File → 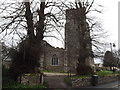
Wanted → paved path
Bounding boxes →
[43,72,75,76]
[43,72,74,88]
[87,81,120,88]
[43,72,120,89]
[44,76,69,88]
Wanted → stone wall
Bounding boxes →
[72,77,91,87]
[42,41,65,72]
[18,73,43,86]
[71,75,119,88]
[45,45,64,72]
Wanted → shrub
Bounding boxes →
[76,64,94,75]
[2,65,17,87]
[64,77,72,86]
[3,83,46,88]
[9,39,41,80]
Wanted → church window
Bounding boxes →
[52,54,58,65]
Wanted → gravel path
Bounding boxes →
[43,72,73,88]
[44,76,69,88]
[43,72,75,76]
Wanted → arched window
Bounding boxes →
[52,54,58,65]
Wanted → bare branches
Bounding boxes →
[0,2,26,43]
[0,0,106,53]
[24,1,35,40]
[0,0,67,47]
[85,0,94,14]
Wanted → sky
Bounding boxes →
[0,0,119,51]
[44,0,119,51]
[93,0,119,63]
[94,0,119,51]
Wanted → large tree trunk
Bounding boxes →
[36,2,45,41]
[22,1,45,72]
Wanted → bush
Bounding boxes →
[2,77,17,88]
[9,39,41,80]
[2,65,17,87]
[64,77,72,86]
[3,84,46,88]
[76,64,94,75]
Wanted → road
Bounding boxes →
[43,72,71,88]
[43,72,120,89]
[87,81,120,88]
[44,76,69,88]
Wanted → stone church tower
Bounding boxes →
[65,8,94,72]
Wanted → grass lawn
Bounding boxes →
[69,74,92,79]
[64,70,119,84]
[41,70,67,73]
[3,83,46,88]
[96,70,118,76]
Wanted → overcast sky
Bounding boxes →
[94,0,119,63]
[94,0,119,50]
[0,0,119,51]
[47,0,119,51]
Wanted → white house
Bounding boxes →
[94,57,103,67]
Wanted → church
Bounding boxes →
[39,8,95,73]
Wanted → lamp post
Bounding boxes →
[110,43,116,70]
[110,43,116,52]
[110,43,112,52]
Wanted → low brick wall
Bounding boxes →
[18,73,43,86]
[71,74,119,88]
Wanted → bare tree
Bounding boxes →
[0,0,66,77]
[0,0,107,76]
